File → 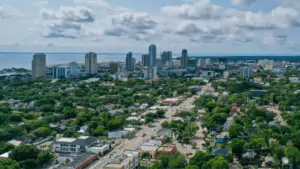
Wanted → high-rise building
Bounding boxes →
[143,66,157,80]
[132,58,136,70]
[161,51,172,65]
[181,49,188,68]
[85,52,97,74]
[149,44,156,67]
[110,62,120,74]
[240,67,252,78]
[142,54,150,67]
[32,53,46,79]
[126,52,133,72]
[69,61,78,75]
[53,66,68,79]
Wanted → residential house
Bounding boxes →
[108,130,129,139]
[211,147,229,157]
[216,132,230,143]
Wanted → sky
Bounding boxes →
[0,0,300,54]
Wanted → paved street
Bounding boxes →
[88,95,197,169]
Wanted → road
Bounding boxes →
[88,96,197,169]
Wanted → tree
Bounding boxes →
[20,159,37,169]
[33,127,51,138]
[203,156,229,169]
[0,143,15,154]
[141,152,152,161]
[157,152,170,168]
[10,113,23,122]
[9,145,39,162]
[37,150,53,165]
[156,109,165,118]
[228,124,243,138]
[191,142,197,149]
[93,126,106,136]
[185,165,199,169]
[122,98,134,107]
[0,158,20,169]
[189,151,210,168]
[168,152,187,169]
[230,138,246,157]
[285,147,300,169]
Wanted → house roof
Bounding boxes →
[211,148,229,157]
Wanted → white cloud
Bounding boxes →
[40,6,95,22]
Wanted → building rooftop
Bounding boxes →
[55,136,98,146]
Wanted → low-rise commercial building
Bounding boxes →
[53,136,98,153]
[103,150,139,169]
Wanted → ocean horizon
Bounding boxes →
[0,52,300,69]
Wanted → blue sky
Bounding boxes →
[0,0,300,54]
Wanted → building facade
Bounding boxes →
[53,136,98,153]
[181,49,188,68]
[126,52,133,72]
[103,150,139,169]
[149,44,156,67]
[143,67,157,80]
[69,61,78,75]
[142,54,150,67]
[53,66,68,78]
[32,53,46,78]
[110,62,120,74]
[240,67,252,78]
[85,52,98,74]
[161,51,172,65]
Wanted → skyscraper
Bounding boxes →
[149,44,156,67]
[85,52,97,74]
[142,54,150,67]
[110,62,120,74]
[126,52,133,72]
[69,61,78,75]
[132,58,136,70]
[53,66,68,79]
[32,53,46,79]
[181,49,188,68]
[161,51,172,65]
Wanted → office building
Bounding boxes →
[172,60,181,68]
[69,61,78,75]
[240,67,252,78]
[144,67,157,80]
[181,49,188,68]
[126,52,133,72]
[32,53,46,78]
[110,62,120,74]
[85,52,97,74]
[142,54,150,67]
[161,51,172,65]
[53,66,68,78]
[149,44,156,66]
[132,58,136,70]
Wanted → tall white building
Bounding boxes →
[69,61,78,75]
[53,66,68,78]
[85,52,98,74]
[32,53,46,79]
[149,44,156,67]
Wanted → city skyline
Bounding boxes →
[0,0,300,54]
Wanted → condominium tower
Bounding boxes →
[32,53,46,79]
[85,52,97,74]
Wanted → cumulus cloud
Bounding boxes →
[232,0,256,6]
[40,20,82,39]
[40,6,95,22]
[263,33,290,45]
[104,12,158,40]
